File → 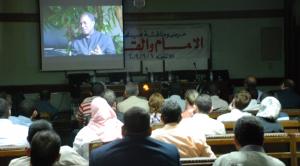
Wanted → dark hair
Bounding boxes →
[208,82,220,96]
[234,90,251,110]
[123,107,150,136]
[234,116,264,146]
[282,79,295,89]
[246,87,258,100]
[161,101,182,124]
[168,82,182,97]
[125,82,139,96]
[102,89,116,107]
[19,99,36,118]
[27,120,53,143]
[195,94,212,114]
[40,90,51,101]
[92,82,106,96]
[0,92,12,107]
[30,130,61,166]
[0,98,10,118]
[244,76,257,88]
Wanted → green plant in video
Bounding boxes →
[43,5,123,54]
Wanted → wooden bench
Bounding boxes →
[180,157,215,166]
[89,141,216,166]
[223,120,300,133]
[209,108,300,119]
[206,133,299,166]
[0,147,26,166]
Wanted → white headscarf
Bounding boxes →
[256,97,281,120]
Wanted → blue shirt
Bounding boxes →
[71,31,116,56]
[9,115,32,127]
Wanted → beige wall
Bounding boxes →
[0,0,285,85]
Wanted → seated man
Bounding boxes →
[204,82,229,111]
[9,120,88,166]
[152,100,215,158]
[274,78,300,108]
[0,98,28,147]
[117,82,149,113]
[77,82,106,126]
[213,116,285,166]
[90,107,181,166]
[71,12,116,56]
[9,99,38,127]
[35,90,59,119]
[30,130,61,166]
[102,89,124,122]
[181,94,226,136]
[217,90,252,122]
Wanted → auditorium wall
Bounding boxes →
[0,0,285,86]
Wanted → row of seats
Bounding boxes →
[1,133,299,166]
[86,133,300,166]
[206,133,300,166]
[223,120,300,133]
[209,108,300,119]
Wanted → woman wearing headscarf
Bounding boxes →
[73,97,123,159]
[256,96,284,133]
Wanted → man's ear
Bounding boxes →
[55,153,61,163]
[147,127,152,136]
[31,110,38,119]
[25,147,31,157]
[234,136,241,150]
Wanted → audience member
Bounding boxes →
[217,90,252,122]
[117,82,149,113]
[213,116,285,166]
[148,92,164,125]
[181,89,199,119]
[256,97,284,133]
[165,82,185,111]
[9,119,88,166]
[244,75,263,102]
[73,97,123,159]
[35,90,59,118]
[9,99,38,127]
[152,100,215,158]
[260,92,289,120]
[77,82,106,126]
[102,89,124,122]
[181,94,226,135]
[206,82,229,111]
[90,107,181,166]
[274,78,300,108]
[0,98,28,147]
[243,87,260,111]
[0,91,13,109]
[30,130,61,166]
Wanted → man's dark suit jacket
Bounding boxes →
[275,89,300,108]
[90,136,181,166]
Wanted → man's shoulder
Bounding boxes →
[9,156,30,166]
[214,151,285,166]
